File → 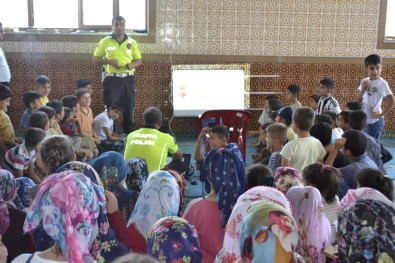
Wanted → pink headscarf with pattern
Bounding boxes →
[23,171,106,263]
[0,169,16,236]
[215,186,293,263]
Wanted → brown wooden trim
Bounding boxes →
[6,52,395,64]
[378,0,395,49]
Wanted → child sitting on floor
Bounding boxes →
[19,91,41,132]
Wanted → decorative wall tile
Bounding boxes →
[266,0,280,11]
[320,43,334,57]
[278,42,292,56]
[192,41,207,54]
[351,0,365,13]
[279,0,294,12]
[62,43,76,53]
[207,12,222,25]
[235,41,250,55]
[221,41,236,54]
[293,14,308,27]
[193,11,207,25]
[222,26,237,40]
[208,1,221,10]
[250,27,264,40]
[305,43,320,56]
[222,12,237,25]
[265,28,278,41]
[362,30,377,43]
[178,11,193,25]
[349,15,364,29]
[335,29,349,42]
[207,41,221,54]
[308,14,322,28]
[264,42,277,55]
[365,0,379,14]
[31,42,46,52]
[193,0,207,10]
[321,29,334,42]
[292,43,306,56]
[308,0,323,12]
[236,12,251,26]
[47,42,62,52]
[279,28,293,41]
[307,28,321,42]
[208,26,221,39]
[250,12,265,26]
[294,0,307,12]
[333,43,348,57]
[223,0,237,10]
[348,29,362,43]
[251,0,265,11]
[250,42,263,55]
[265,13,279,27]
[293,28,306,42]
[337,0,351,14]
[237,0,251,11]
[16,42,31,52]
[193,26,207,39]
[335,15,350,28]
[364,15,378,28]
[178,0,191,9]
[75,42,91,53]
[236,27,251,40]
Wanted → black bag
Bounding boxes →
[380,143,393,164]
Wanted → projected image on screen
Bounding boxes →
[172,69,245,117]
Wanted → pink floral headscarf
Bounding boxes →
[215,186,293,263]
[338,187,394,213]
[23,171,106,263]
[286,186,331,263]
[0,169,16,235]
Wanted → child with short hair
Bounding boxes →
[303,163,340,244]
[345,101,361,111]
[322,110,343,141]
[46,100,64,136]
[281,106,326,172]
[348,110,386,174]
[325,130,378,199]
[251,123,271,164]
[275,106,296,141]
[317,77,341,115]
[1,128,46,183]
[287,84,302,110]
[19,91,41,131]
[309,94,320,112]
[265,123,288,173]
[337,110,351,132]
[194,124,231,162]
[34,75,51,106]
[29,111,49,131]
[357,54,395,140]
[76,79,93,94]
[37,106,57,137]
[75,88,100,157]
[245,163,275,189]
[0,84,19,155]
[93,105,124,153]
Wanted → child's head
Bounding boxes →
[356,168,394,201]
[61,107,74,124]
[321,110,337,128]
[24,128,46,151]
[292,106,315,132]
[310,122,332,147]
[275,106,293,127]
[108,105,124,120]
[46,100,64,122]
[246,164,275,189]
[318,77,334,97]
[37,106,57,128]
[313,114,332,126]
[61,95,80,113]
[302,163,339,204]
[34,75,51,98]
[265,123,288,149]
[29,111,49,130]
[286,84,300,101]
[76,79,93,94]
[345,101,362,111]
[40,135,75,174]
[364,54,382,80]
[0,84,12,112]
[337,110,351,131]
[23,91,41,110]
[342,130,367,158]
[208,125,230,149]
[348,110,367,131]
[309,94,320,111]
[76,88,91,108]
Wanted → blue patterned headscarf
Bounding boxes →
[147,216,202,263]
[127,170,180,239]
[201,143,247,228]
[14,177,36,210]
[92,151,138,210]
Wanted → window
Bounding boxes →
[0,0,155,43]
[378,0,395,49]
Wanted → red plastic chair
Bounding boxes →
[198,110,252,161]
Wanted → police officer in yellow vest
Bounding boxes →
[93,16,142,134]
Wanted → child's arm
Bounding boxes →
[325,137,346,167]
[194,127,209,162]
[103,127,122,140]
[281,156,291,167]
[356,79,369,103]
[0,137,7,154]
[27,162,42,184]
[371,94,395,119]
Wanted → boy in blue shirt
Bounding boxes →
[19,91,41,131]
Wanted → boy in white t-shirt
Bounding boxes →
[357,54,395,140]
[281,106,326,172]
[93,105,124,153]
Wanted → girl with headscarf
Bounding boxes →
[184,143,247,263]
[125,157,149,192]
[13,177,36,210]
[240,202,299,263]
[1,169,35,262]
[56,161,129,262]
[92,151,139,218]
[147,216,202,263]
[273,167,303,195]
[215,186,293,263]
[107,170,181,254]
[338,198,395,262]
[286,186,331,263]
[12,171,105,263]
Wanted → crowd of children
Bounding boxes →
[0,53,394,263]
